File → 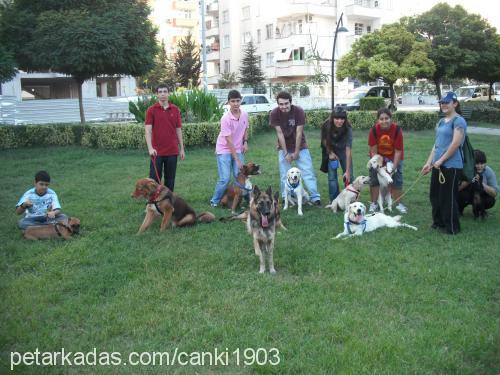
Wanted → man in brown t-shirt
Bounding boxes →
[269,91,321,205]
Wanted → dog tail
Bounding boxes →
[197,212,215,223]
[401,223,418,231]
[219,211,248,222]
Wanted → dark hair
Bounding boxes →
[35,170,50,183]
[474,149,487,164]
[227,89,242,100]
[156,84,169,93]
[321,112,351,151]
[454,100,462,115]
[377,107,392,119]
[276,91,292,104]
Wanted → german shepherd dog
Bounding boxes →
[131,178,215,233]
[247,185,278,273]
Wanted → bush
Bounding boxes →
[360,97,385,111]
[0,124,84,149]
[129,95,157,123]
[168,89,224,123]
[462,102,500,123]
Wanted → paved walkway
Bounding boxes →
[467,127,500,136]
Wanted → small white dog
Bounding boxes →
[283,167,309,216]
[325,175,370,213]
[334,201,417,239]
[367,154,394,213]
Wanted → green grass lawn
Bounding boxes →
[1,129,499,374]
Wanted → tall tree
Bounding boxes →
[174,33,201,88]
[239,41,265,92]
[140,40,177,91]
[404,3,497,99]
[218,72,239,89]
[0,45,17,83]
[0,0,157,123]
[337,23,435,109]
[468,34,500,101]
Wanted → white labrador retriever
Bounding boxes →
[325,175,370,213]
[283,167,309,216]
[334,201,417,239]
[367,154,394,213]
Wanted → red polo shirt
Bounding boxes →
[145,102,182,156]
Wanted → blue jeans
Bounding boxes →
[278,149,320,202]
[327,150,354,201]
[210,153,245,205]
[18,213,68,230]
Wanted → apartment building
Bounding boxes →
[204,0,397,96]
[149,0,201,58]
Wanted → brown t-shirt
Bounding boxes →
[269,105,307,150]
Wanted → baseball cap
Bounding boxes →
[439,91,457,104]
[332,109,347,119]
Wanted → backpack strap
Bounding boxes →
[450,115,466,162]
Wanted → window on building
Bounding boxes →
[355,23,364,35]
[366,25,371,33]
[223,34,230,48]
[266,52,274,66]
[292,47,305,61]
[242,32,252,44]
[297,20,303,34]
[266,24,273,39]
[184,10,192,19]
[242,6,250,19]
[224,60,230,73]
[257,29,261,43]
[222,10,229,23]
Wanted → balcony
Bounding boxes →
[207,75,220,85]
[173,0,197,11]
[206,26,219,38]
[207,50,220,61]
[206,2,219,14]
[276,3,335,20]
[274,60,314,78]
[344,2,384,20]
[174,18,197,28]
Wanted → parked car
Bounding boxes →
[223,94,276,113]
[456,85,495,102]
[334,86,391,111]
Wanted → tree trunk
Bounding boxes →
[489,81,494,101]
[76,77,86,124]
[389,83,396,111]
[434,79,442,100]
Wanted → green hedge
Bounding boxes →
[360,97,385,111]
[463,102,500,123]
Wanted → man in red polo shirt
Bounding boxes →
[144,84,185,191]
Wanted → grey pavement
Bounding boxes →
[467,127,500,136]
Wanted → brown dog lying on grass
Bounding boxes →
[23,217,81,240]
[131,178,215,233]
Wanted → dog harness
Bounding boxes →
[54,221,73,237]
[345,185,360,199]
[234,180,253,192]
[345,218,367,234]
[286,180,300,195]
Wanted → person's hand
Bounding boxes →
[148,148,157,157]
[433,159,443,169]
[329,152,337,160]
[236,158,243,170]
[344,171,351,185]
[421,163,432,175]
[47,210,56,219]
[179,148,185,161]
[471,174,480,184]
[22,199,33,208]
[292,151,299,161]
[284,153,293,163]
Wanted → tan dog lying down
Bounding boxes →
[24,217,81,240]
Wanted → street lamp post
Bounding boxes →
[331,12,348,111]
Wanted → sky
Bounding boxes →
[395,0,500,30]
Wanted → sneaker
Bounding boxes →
[210,202,218,208]
[313,200,322,207]
[395,203,408,214]
[368,202,379,213]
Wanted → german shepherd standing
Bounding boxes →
[247,185,278,274]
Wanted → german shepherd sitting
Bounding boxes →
[131,178,215,233]
[247,185,278,274]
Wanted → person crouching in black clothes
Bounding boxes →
[458,149,498,218]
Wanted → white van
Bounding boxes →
[456,85,494,102]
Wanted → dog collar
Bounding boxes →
[346,218,367,234]
[148,185,164,203]
[234,180,252,192]
[345,185,360,199]
[286,180,300,191]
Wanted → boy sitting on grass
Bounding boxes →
[16,170,67,231]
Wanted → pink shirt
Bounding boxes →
[215,110,249,154]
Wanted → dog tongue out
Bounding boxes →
[261,215,269,227]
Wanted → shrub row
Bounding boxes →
[359,97,385,111]
[462,102,500,123]
[0,111,442,149]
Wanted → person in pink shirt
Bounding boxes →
[210,90,249,207]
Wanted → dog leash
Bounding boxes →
[377,170,425,211]
[438,168,446,184]
[151,154,162,184]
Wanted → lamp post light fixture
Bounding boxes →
[331,12,348,111]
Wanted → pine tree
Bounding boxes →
[140,40,177,91]
[174,33,201,88]
[239,41,265,92]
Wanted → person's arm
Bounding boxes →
[293,125,304,160]
[176,128,185,160]
[46,207,60,219]
[393,150,401,171]
[275,126,291,163]
[433,127,464,169]
[16,199,32,215]
[483,169,498,198]
[242,128,249,153]
[421,146,435,175]
[145,125,156,156]
[369,145,378,158]
[225,135,242,169]
[345,146,352,182]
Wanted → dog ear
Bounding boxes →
[266,186,273,197]
[252,185,260,198]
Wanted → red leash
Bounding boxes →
[149,155,163,202]
[151,154,162,184]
